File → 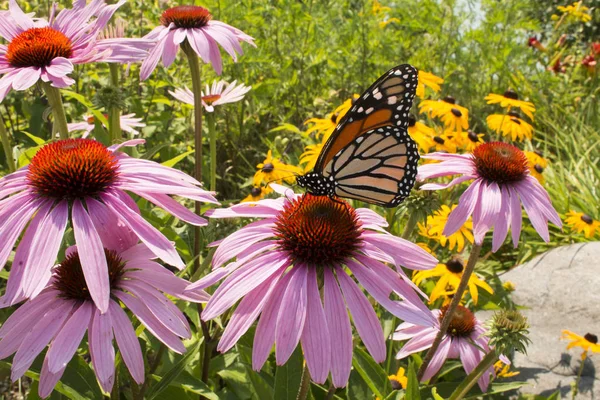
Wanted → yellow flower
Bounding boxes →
[485,89,536,121]
[379,18,399,28]
[419,96,469,133]
[494,361,520,378]
[413,258,493,305]
[388,367,408,390]
[417,71,444,99]
[502,281,516,292]
[418,205,474,252]
[524,151,548,184]
[299,139,325,173]
[431,132,459,153]
[372,0,391,14]
[241,185,273,203]
[486,112,533,141]
[562,330,600,360]
[253,150,302,186]
[565,211,600,238]
[408,116,435,152]
[455,130,485,152]
[556,1,592,23]
[305,95,358,140]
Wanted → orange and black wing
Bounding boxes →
[314,64,418,172]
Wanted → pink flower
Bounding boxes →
[394,305,500,391]
[140,5,255,79]
[67,113,146,137]
[169,79,251,112]
[0,138,217,313]
[0,225,208,397]
[186,185,438,387]
[0,0,151,101]
[417,142,561,251]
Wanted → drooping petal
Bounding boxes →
[39,357,66,399]
[444,179,482,237]
[85,198,138,253]
[395,327,438,359]
[275,266,308,365]
[472,181,501,243]
[109,300,144,384]
[421,336,452,382]
[89,307,115,393]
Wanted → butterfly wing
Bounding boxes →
[321,125,419,207]
[314,64,419,172]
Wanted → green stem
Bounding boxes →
[42,83,69,140]
[136,344,166,400]
[418,242,483,380]
[198,303,213,395]
[401,212,419,239]
[207,112,217,192]
[572,352,587,399]
[182,40,203,275]
[0,113,15,172]
[448,350,498,400]
[111,364,120,399]
[108,64,121,144]
[296,364,311,400]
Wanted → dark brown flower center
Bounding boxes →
[440,305,476,337]
[584,333,598,344]
[433,136,445,144]
[507,110,521,118]
[262,163,275,173]
[202,94,221,105]
[274,194,362,266]
[445,259,464,274]
[27,139,119,200]
[251,186,262,197]
[473,142,528,184]
[390,378,403,390]
[451,108,462,117]
[442,96,456,104]
[503,88,519,100]
[330,112,340,124]
[408,114,416,127]
[7,27,73,68]
[54,249,126,301]
[534,164,544,174]
[581,214,594,225]
[161,6,212,29]
[467,130,481,143]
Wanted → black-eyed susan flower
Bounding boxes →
[562,331,600,360]
[524,150,548,184]
[416,71,444,99]
[242,185,273,203]
[253,150,301,186]
[555,1,592,23]
[455,130,485,152]
[565,211,600,238]
[419,205,474,252]
[419,96,469,133]
[486,111,533,141]
[413,258,493,305]
[305,95,358,140]
[431,132,459,153]
[494,361,520,378]
[407,115,435,152]
[388,367,408,390]
[299,139,325,173]
[503,281,516,292]
[485,89,536,120]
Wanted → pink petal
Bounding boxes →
[161,30,179,67]
[134,192,207,226]
[421,336,452,382]
[188,28,211,65]
[275,266,308,365]
[212,219,275,268]
[492,186,511,252]
[509,187,522,247]
[444,179,482,237]
[361,231,438,271]
[395,327,438,359]
[472,182,501,243]
[39,357,66,398]
[85,198,138,253]
[140,33,168,80]
[301,267,331,384]
[72,199,110,313]
[12,67,41,90]
[336,269,386,362]
[45,57,73,77]
[9,0,34,30]
[109,300,144,384]
[89,307,115,393]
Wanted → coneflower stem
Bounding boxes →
[572,352,587,399]
[108,64,121,144]
[182,40,204,275]
[42,83,69,140]
[296,364,311,400]
[0,113,15,172]
[401,212,419,239]
[418,242,483,380]
[448,350,498,400]
[207,112,217,192]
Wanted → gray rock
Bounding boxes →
[495,242,600,399]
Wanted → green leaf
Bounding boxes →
[146,341,207,400]
[217,362,254,400]
[161,149,194,167]
[406,360,421,400]
[156,371,219,400]
[432,387,445,400]
[21,131,46,145]
[352,346,392,399]
[274,346,303,400]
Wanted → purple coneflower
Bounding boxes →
[0,222,208,397]
[417,142,561,251]
[141,5,255,79]
[0,0,150,101]
[169,79,251,112]
[394,305,500,391]
[0,138,217,312]
[186,185,438,387]
[67,113,145,137]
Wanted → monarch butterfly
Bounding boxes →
[297,64,420,207]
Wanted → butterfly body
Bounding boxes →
[298,64,420,207]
